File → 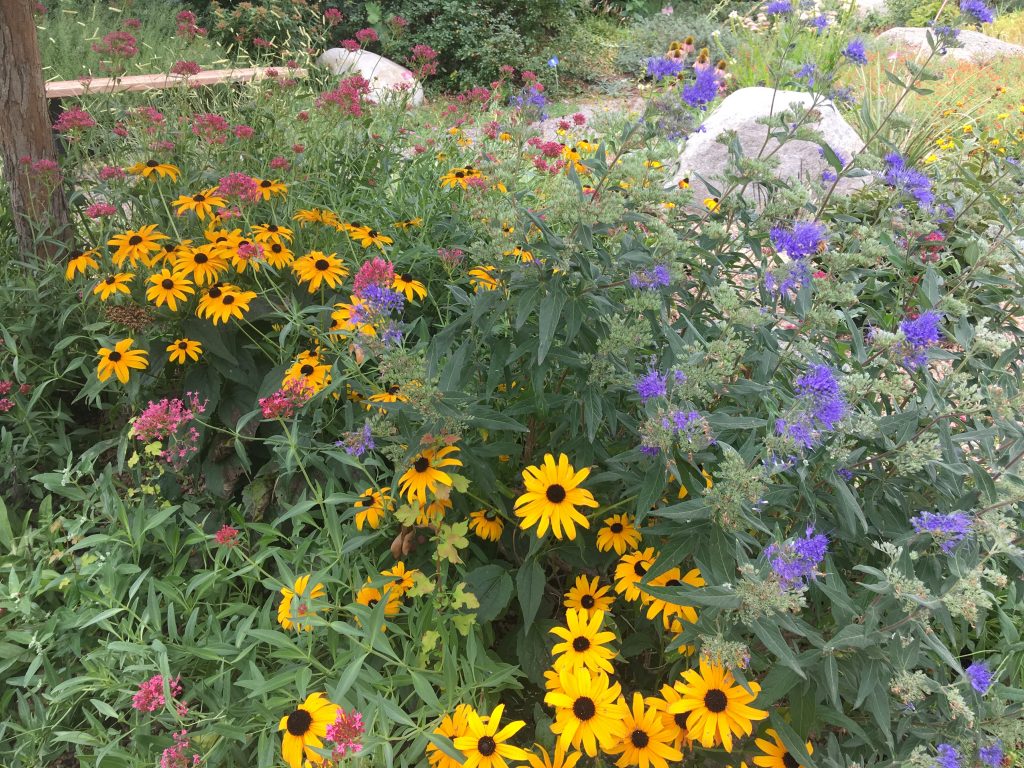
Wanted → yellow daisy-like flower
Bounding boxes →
[667,659,768,752]
[196,283,257,325]
[174,245,228,285]
[452,703,529,768]
[172,187,226,220]
[550,608,617,674]
[563,575,614,617]
[753,729,813,768]
[263,241,296,269]
[417,496,452,527]
[382,561,419,596]
[513,453,598,541]
[353,487,392,531]
[643,567,704,631]
[614,547,658,602]
[254,178,288,199]
[428,704,475,768]
[606,692,684,768]
[648,683,692,751]
[368,384,409,406]
[525,741,583,768]
[293,207,341,227]
[65,249,100,280]
[156,240,194,266]
[703,197,720,212]
[277,575,326,632]
[393,217,423,229]
[293,251,349,293]
[108,224,167,268]
[355,582,402,618]
[278,692,340,768]
[504,247,535,263]
[205,227,243,259]
[330,296,376,337]
[126,160,180,181]
[282,351,332,396]
[397,445,463,505]
[166,338,202,364]
[145,269,195,311]
[469,509,504,541]
[440,168,473,190]
[545,667,626,757]
[251,223,294,244]
[393,272,427,301]
[351,228,393,249]
[93,272,134,301]
[469,265,501,292]
[595,513,642,555]
[96,338,148,383]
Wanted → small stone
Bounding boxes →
[317,49,424,106]
[876,27,1024,63]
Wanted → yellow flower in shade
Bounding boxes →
[469,265,500,292]
[393,217,423,229]
[93,272,134,301]
[642,566,703,631]
[156,240,194,266]
[452,703,529,768]
[644,160,664,169]
[525,741,583,768]
[263,241,296,269]
[353,487,392,530]
[440,168,473,189]
[351,228,393,249]
[703,197,720,212]
[282,351,332,395]
[595,513,642,555]
[331,296,376,337]
[97,338,148,383]
[126,160,180,181]
[469,509,504,541]
[196,283,257,325]
[172,187,226,220]
[393,273,427,301]
[417,496,452,527]
[174,245,228,285]
[277,575,326,632]
[278,692,340,768]
[293,207,341,227]
[614,547,658,602]
[397,444,463,505]
[677,465,713,500]
[563,575,614,617]
[667,659,768,752]
[544,669,563,693]
[428,704,475,768]
[251,223,294,244]
[503,247,535,263]
[145,269,195,311]
[545,667,626,757]
[753,729,813,768]
[382,561,419,596]
[647,683,692,751]
[677,177,690,189]
[499,132,513,142]
[355,582,402,618]
[108,224,167,267]
[293,251,349,293]
[369,384,409,406]
[550,608,617,674]
[606,692,683,768]
[65,249,99,280]
[513,453,598,541]
[254,178,288,199]
[167,338,202,364]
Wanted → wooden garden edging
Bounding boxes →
[44,66,308,99]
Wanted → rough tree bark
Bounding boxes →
[0,0,72,261]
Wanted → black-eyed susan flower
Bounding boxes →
[145,269,195,311]
[563,575,614,617]
[382,561,419,596]
[398,444,463,505]
[93,272,134,301]
[126,159,180,181]
[525,741,583,768]
[355,582,402,618]
[277,574,326,632]
[417,496,452,527]
[469,509,504,541]
[428,705,474,768]
[648,684,692,751]
[251,223,294,244]
[196,283,257,325]
[354,487,392,530]
[513,453,598,541]
[278,692,340,768]
[254,178,287,199]
[614,547,658,602]
[65,249,100,280]
[331,296,376,336]
[393,273,427,301]
[703,197,720,212]
[595,513,642,555]
[550,609,617,674]
[677,177,690,189]
[108,224,167,267]
[440,168,472,190]
[606,692,683,768]
[205,226,243,259]
[452,703,529,768]
[468,265,500,292]
[282,351,331,395]
[97,338,148,383]
[643,566,703,631]
[545,668,626,757]
[503,247,535,263]
[166,338,202,364]
[667,659,768,752]
[172,187,226,220]
[369,384,409,406]
[351,226,393,249]
[753,729,813,768]
[293,207,341,227]
[263,241,295,269]
[156,240,194,266]
[293,251,349,293]
[394,217,423,229]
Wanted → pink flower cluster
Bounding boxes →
[316,75,371,117]
[170,60,202,78]
[160,730,200,768]
[233,124,254,139]
[236,241,263,263]
[91,31,138,72]
[407,44,438,79]
[326,708,365,759]
[132,675,183,713]
[191,113,230,144]
[175,10,207,39]
[438,247,464,267]
[455,86,491,105]
[85,202,117,219]
[923,230,945,263]
[259,378,313,420]
[217,172,261,203]
[132,393,206,467]
[99,165,126,181]
[353,257,395,297]
[324,7,343,25]
[53,107,97,133]
[269,156,291,170]
[214,525,240,547]
[355,27,379,44]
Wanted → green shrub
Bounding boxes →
[615,11,737,76]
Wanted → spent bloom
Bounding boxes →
[965,661,994,693]
[765,527,829,588]
[132,674,183,712]
[910,510,973,553]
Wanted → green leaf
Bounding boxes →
[464,565,513,623]
[537,285,566,364]
[751,619,805,679]
[516,559,545,633]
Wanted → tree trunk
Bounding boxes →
[0,0,72,261]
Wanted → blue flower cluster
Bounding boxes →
[936,744,961,768]
[842,39,868,65]
[765,526,829,588]
[775,364,847,449]
[899,310,942,368]
[885,152,934,207]
[960,0,995,24]
[910,510,973,553]
[979,741,1004,767]
[765,221,826,297]
[765,0,792,14]
[336,421,375,457]
[646,56,685,82]
[809,14,829,33]
[965,661,994,693]
[629,264,672,290]
[635,369,667,402]
[682,67,721,110]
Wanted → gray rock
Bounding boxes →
[665,87,866,206]
[317,49,424,106]
[876,27,1024,62]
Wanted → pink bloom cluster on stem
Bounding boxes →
[53,107,97,132]
[259,378,314,420]
[217,173,261,203]
[316,75,371,117]
[160,730,200,768]
[175,10,207,38]
[132,393,206,468]
[326,708,365,759]
[214,525,240,547]
[353,257,395,297]
[132,675,183,713]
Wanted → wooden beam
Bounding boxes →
[45,66,309,98]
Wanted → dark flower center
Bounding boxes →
[267,224,278,231]
[572,696,596,721]
[630,729,650,749]
[782,754,801,768]
[222,294,235,305]
[286,708,312,736]
[300,364,314,376]
[367,598,378,608]
[315,259,330,271]
[271,244,283,253]
[105,276,116,284]
[368,230,378,238]
[128,235,143,245]
[581,594,595,609]
[387,385,400,394]
[546,484,567,503]
[572,636,591,652]
[261,179,272,187]
[194,253,208,264]
[178,341,188,349]
[414,457,430,473]
[610,522,624,534]
[454,171,465,178]
[161,278,174,289]
[146,160,159,167]
[193,194,205,202]
[402,273,412,282]
[208,287,222,298]
[704,688,728,713]
[665,579,681,587]
[634,561,648,577]
[674,712,687,729]
[107,351,122,362]
[477,736,496,757]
